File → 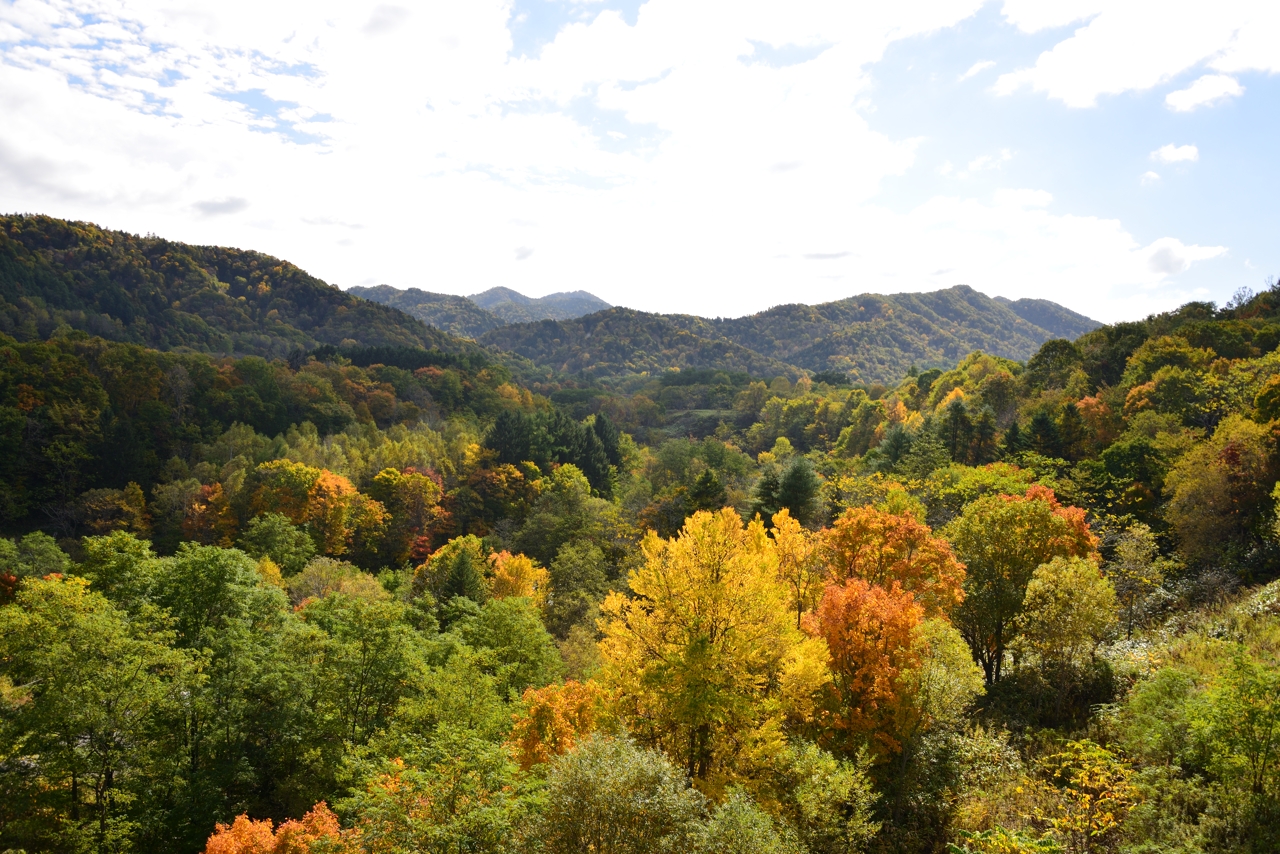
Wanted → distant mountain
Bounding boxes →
[481,286,1100,385]
[995,296,1100,341]
[353,284,613,334]
[704,286,1102,382]
[0,215,469,358]
[477,307,804,380]
[469,286,612,324]
[348,285,504,338]
[0,216,1100,387]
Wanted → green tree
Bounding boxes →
[545,540,610,639]
[945,488,1097,685]
[1196,651,1280,796]
[339,729,528,854]
[762,740,879,854]
[777,457,822,526]
[455,596,564,698]
[537,735,708,854]
[302,593,428,745]
[237,512,316,576]
[415,535,489,607]
[1106,522,1171,638]
[77,531,161,608]
[689,469,728,513]
[701,789,803,854]
[1016,557,1117,677]
[0,575,190,854]
[0,531,71,586]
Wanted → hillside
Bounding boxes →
[704,285,1101,382]
[7,214,1280,854]
[995,295,1099,340]
[484,286,1100,384]
[470,286,612,323]
[478,307,804,380]
[348,285,504,338]
[0,215,467,358]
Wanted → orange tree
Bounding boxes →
[820,505,966,616]
[507,680,608,771]
[805,577,924,755]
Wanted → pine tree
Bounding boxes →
[1029,410,1062,458]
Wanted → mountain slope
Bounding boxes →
[348,285,504,338]
[484,286,1100,385]
[0,215,466,358]
[470,286,612,323]
[477,308,804,380]
[704,285,1100,382]
[995,295,1100,341]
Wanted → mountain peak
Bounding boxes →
[468,287,612,322]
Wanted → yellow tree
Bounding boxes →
[771,508,824,628]
[488,551,550,607]
[598,508,829,791]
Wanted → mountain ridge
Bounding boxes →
[481,285,1100,384]
[1,215,1100,388]
[0,214,474,358]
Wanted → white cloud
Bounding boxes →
[1165,73,1244,111]
[1151,144,1199,164]
[1141,171,1161,185]
[0,0,1233,323]
[995,1,1280,107]
[1146,237,1225,275]
[959,59,995,81]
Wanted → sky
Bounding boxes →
[1,1,1277,324]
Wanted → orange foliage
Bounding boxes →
[1011,485,1099,558]
[1076,395,1118,448]
[820,506,965,615]
[204,815,275,854]
[805,578,923,755]
[203,803,340,854]
[507,680,606,770]
[184,483,236,547]
[273,803,342,854]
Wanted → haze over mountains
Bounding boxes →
[1,215,1098,386]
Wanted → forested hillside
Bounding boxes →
[351,284,614,337]
[348,285,506,338]
[0,215,466,357]
[470,286,612,324]
[479,306,805,380]
[479,285,1097,385]
[4,216,1280,854]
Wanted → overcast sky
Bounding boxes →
[1,1,1277,323]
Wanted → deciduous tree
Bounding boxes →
[821,505,965,616]
[599,509,829,786]
[945,487,1097,685]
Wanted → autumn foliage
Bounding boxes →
[204,803,340,854]
[489,550,550,606]
[806,578,924,754]
[507,679,606,770]
[820,505,966,615]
